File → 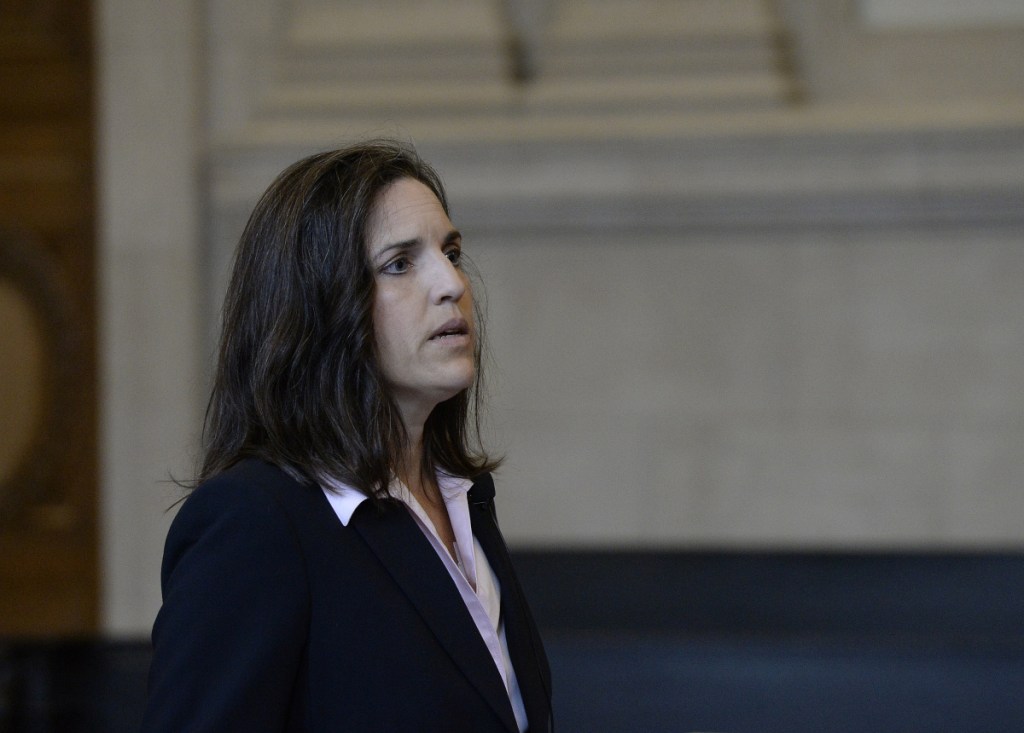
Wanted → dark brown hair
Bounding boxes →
[199,140,498,498]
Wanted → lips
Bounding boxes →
[428,318,470,341]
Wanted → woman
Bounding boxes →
[141,141,552,732]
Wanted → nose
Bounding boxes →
[430,251,467,304]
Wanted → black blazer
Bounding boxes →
[141,459,552,732]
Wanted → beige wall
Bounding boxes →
[477,226,1024,547]
[97,0,1024,634]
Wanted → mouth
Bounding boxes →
[429,318,470,342]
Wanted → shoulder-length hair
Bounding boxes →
[199,139,498,499]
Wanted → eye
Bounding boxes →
[444,247,462,268]
[381,255,411,275]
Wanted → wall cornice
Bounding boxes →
[209,105,1024,234]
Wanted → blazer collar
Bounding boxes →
[321,472,472,526]
[349,494,520,733]
[468,474,552,732]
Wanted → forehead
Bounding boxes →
[367,178,450,246]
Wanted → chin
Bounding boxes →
[443,379,475,401]
[437,373,475,403]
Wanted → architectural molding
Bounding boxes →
[208,113,1024,233]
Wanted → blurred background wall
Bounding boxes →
[3,0,1023,643]
[92,0,1024,630]
[2,1,1022,730]
[95,0,1024,635]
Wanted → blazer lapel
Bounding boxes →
[350,502,519,732]
[469,475,552,732]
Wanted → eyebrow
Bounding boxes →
[372,229,462,260]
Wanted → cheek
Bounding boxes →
[371,293,395,352]
[372,290,411,355]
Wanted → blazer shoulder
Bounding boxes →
[146,459,314,732]
[175,458,312,520]
[161,459,318,581]
[194,457,305,499]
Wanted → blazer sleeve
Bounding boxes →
[141,476,311,733]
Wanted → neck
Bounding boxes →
[396,399,444,502]
[398,422,432,499]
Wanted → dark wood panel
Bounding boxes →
[0,65,90,115]
[0,0,97,637]
[0,0,93,60]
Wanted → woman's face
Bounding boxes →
[367,177,475,426]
